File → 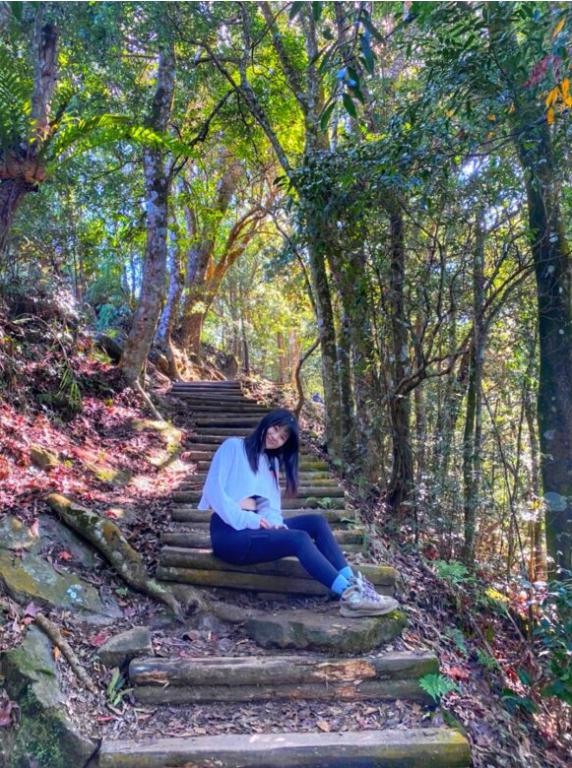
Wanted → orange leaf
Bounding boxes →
[552,17,565,38]
[547,107,555,125]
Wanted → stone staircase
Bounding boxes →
[98,381,471,767]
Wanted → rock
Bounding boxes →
[0,627,97,768]
[0,550,122,622]
[97,627,152,668]
[0,517,38,551]
[213,603,406,654]
[29,445,59,470]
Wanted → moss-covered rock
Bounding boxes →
[29,445,60,471]
[0,550,121,621]
[0,627,97,768]
[245,606,407,653]
[97,626,152,668]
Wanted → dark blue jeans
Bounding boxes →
[210,513,348,589]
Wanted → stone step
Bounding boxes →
[129,651,437,704]
[99,728,471,768]
[160,527,364,550]
[170,508,357,525]
[156,550,394,596]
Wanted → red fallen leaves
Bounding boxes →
[88,631,111,648]
[444,664,471,681]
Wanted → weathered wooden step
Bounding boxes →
[179,480,341,493]
[175,488,344,504]
[99,727,471,768]
[157,550,394,596]
[191,457,330,471]
[160,528,364,551]
[187,471,337,484]
[192,427,279,437]
[172,493,345,508]
[185,406,270,414]
[129,651,436,704]
[170,508,357,525]
[192,419,264,429]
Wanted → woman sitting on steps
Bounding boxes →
[199,408,399,617]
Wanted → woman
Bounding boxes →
[199,408,398,617]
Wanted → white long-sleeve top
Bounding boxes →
[198,437,283,530]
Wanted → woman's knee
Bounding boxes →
[288,529,313,554]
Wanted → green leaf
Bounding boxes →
[419,673,458,703]
[312,2,322,22]
[342,92,357,119]
[319,100,336,132]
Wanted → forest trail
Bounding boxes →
[98,381,471,767]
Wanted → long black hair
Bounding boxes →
[243,408,299,496]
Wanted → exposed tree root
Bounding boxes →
[46,493,206,620]
[0,597,97,693]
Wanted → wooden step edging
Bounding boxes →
[129,651,437,705]
[160,527,365,549]
[98,728,471,768]
[158,548,393,584]
[156,551,395,596]
[170,508,357,525]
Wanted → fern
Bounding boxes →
[445,627,468,657]
[0,42,32,150]
[434,559,473,585]
[419,673,459,703]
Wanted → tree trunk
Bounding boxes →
[386,205,413,510]
[461,215,485,566]
[524,378,545,580]
[307,232,343,458]
[0,16,57,257]
[514,117,572,576]
[121,45,175,384]
[0,180,32,256]
[155,228,183,380]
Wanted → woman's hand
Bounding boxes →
[259,518,285,530]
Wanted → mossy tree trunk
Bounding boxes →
[121,44,175,384]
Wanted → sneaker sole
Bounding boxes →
[339,600,399,618]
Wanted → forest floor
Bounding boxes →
[0,312,570,768]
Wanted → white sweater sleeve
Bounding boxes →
[201,440,262,531]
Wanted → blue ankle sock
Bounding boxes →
[330,573,351,595]
[339,565,354,580]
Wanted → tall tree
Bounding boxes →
[120,43,176,383]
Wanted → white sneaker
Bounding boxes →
[339,572,399,617]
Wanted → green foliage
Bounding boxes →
[445,627,468,657]
[501,689,538,715]
[476,649,499,670]
[434,560,473,586]
[535,574,572,706]
[106,667,132,710]
[419,673,459,703]
[0,41,32,149]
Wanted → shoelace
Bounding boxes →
[355,572,384,602]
